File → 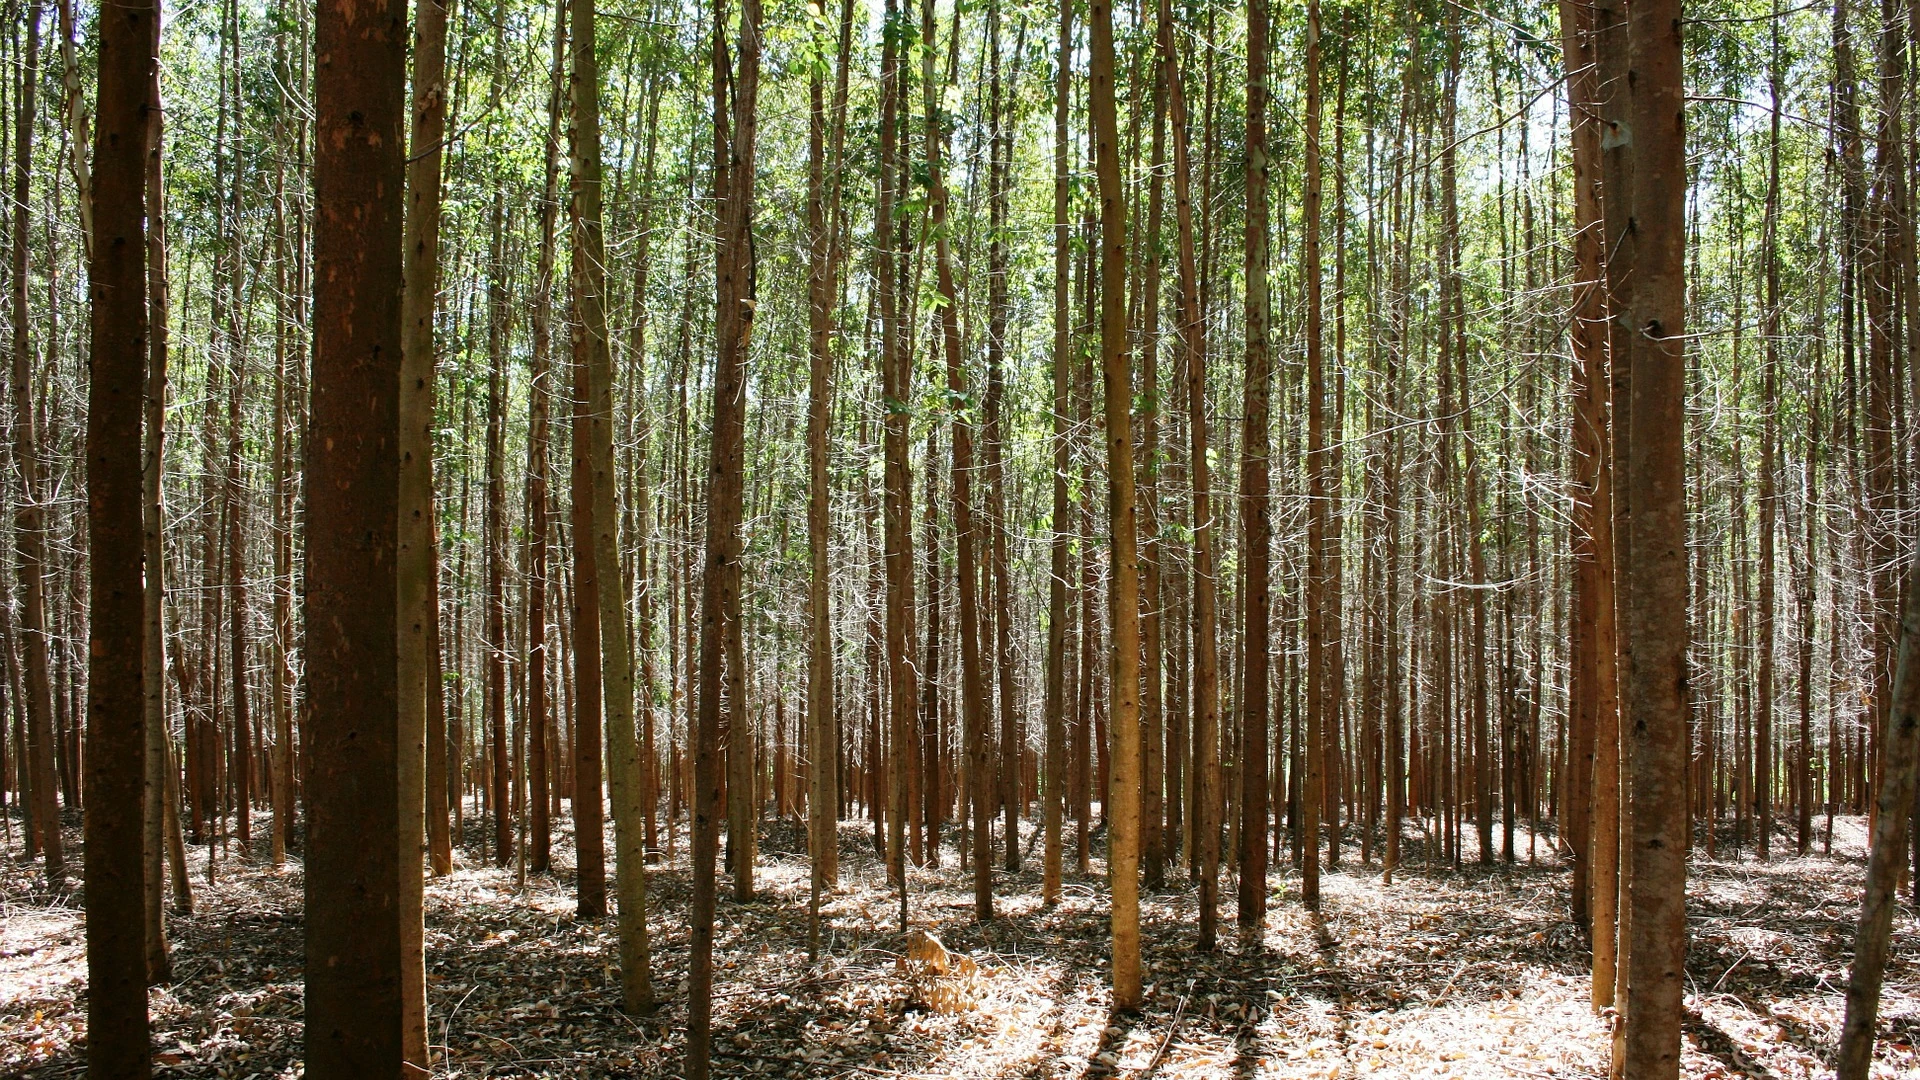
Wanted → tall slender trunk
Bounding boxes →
[572,0,653,1008]
[917,0,991,920]
[1837,0,1920,1070]
[85,0,154,1064]
[12,0,62,885]
[806,0,853,947]
[1302,0,1329,902]
[1088,0,1141,1005]
[1158,0,1216,946]
[143,2,176,981]
[1042,0,1074,910]
[877,0,917,927]
[1238,0,1274,923]
[690,0,761,1070]
[524,0,567,877]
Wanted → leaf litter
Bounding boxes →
[2,812,1915,1078]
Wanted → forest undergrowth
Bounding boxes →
[4,814,1916,1079]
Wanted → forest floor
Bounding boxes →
[3,810,1917,1079]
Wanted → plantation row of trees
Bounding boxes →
[5,0,1920,1073]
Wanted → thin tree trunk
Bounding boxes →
[11,0,62,886]
[143,3,174,981]
[397,0,449,1058]
[1043,0,1073,910]
[1238,0,1275,924]
[1088,0,1141,1005]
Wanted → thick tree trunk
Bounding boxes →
[1617,0,1688,1072]
[85,0,154,1066]
[305,0,407,1065]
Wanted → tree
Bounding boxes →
[1089,0,1143,1009]
[690,0,762,1072]
[1238,0,1274,925]
[398,0,450,1058]
[304,0,408,1068]
[807,0,853,951]
[1042,0,1074,911]
[1616,0,1689,1072]
[572,0,652,1012]
[12,0,63,887]
[85,0,155,1066]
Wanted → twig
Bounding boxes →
[1141,985,1191,1074]
[712,1047,903,1076]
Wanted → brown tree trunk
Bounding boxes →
[396,0,448,1062]
[305,0,407,1064]
[1089,0,1142,1005]
[524,0,567,878]
[143,3,176,980]
[689,0,761,1071]
[12,0,62,886]
[85,0,154,1064]
[1043,0,1073,909]
[1238,0,1274,924]
[1617,0,1688,1071]
[572,0,653,1008]
[1158,0,1218,947]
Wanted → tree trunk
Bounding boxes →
[1088,0,1141,1006]
[1617,0,1688,1071]
[85,0,155,1064]
[11,0,62,886]
[1043,0,1074,910]
[1238,0,1274,924]
[689,0,761,1071]
[305,0,407,1065]
[143,4,175,981]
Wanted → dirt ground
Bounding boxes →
[3,810,1916,1078]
